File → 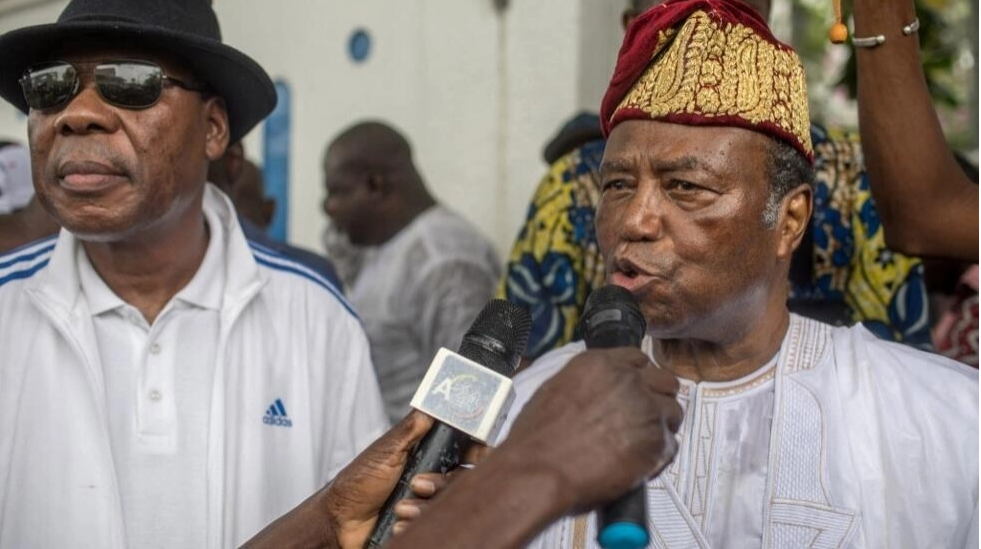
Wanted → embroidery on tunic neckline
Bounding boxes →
[781,315,834,374]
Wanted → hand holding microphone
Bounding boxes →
[579,285,682,549]
[386,289,682,549]
[379,288,680,549]
[365,299,532,548]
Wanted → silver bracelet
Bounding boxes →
[852,34,885,48]
[902,17,921,36]
[852,16,919,48]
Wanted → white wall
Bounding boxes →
[0,0,624,258]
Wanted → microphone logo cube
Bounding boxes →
[411,348,515,444]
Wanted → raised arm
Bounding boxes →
[851,0,978,261]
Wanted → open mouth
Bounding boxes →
[614,256,645,278]
[619,263,639,278]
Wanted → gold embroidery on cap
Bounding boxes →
[615,11,812,157]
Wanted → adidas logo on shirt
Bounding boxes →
[263,398,293,428]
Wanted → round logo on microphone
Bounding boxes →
[441,374,485,419]
[423,354,503,429]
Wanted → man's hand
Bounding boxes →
[326,411,434,548]
[240,411,438,549]
[503,347,682,513]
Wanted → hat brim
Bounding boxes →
[0,21,276,143]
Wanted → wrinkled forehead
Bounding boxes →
[600,119,772,175]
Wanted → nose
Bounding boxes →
[618,184,662,242]
[52,82,119,136]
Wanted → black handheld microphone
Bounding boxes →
[580,285,650,549]
[365,299,532,549]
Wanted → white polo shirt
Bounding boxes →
[0,185,389,548]
[78,213,225,549]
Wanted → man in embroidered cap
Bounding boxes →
[500,0,933,368]
[0,0,390,547]
[492,0,978,547]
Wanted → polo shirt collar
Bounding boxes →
[77,204,226,317]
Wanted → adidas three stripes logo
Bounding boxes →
[263,398,293,428]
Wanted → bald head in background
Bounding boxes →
[322,121,436,247]
[329,121,414,170]
[321,119,501,423]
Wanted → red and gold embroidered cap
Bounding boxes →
[600,0,813,162]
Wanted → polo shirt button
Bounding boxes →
[149,389,163,402]
[149,343,161,355]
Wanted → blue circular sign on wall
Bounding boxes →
[348,28,371,63]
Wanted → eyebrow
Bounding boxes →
[599,155,719,178]
[598,158,634,177]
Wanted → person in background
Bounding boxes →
[322,120,501,425]
[209,142,343,290]
[498,0,932,362]
[0,141,33,215]
[496,1,977,547]
[496,112,607,362]
[321,218,365,290]
[916,154,978,367]
[0,0,388,547]
[0,141,60,252]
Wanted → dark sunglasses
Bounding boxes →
[19,59,208,111]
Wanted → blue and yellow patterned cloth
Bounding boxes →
[497,124,930,359]
[802,125,930,346]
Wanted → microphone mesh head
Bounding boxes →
[584,284,639,313]
[580,285,646,348]
[459,300,532,377]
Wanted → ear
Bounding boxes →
[203,96,231,162]
[775,183,812,261]
[366,172,388,198]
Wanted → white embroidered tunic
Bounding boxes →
[497,314,979,548]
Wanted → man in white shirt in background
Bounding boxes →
[323,120,501,424]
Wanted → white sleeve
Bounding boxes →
[315,302,389,481]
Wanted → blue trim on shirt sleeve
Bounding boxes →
[249,244,359,321]
[0,237,57,270]
[248,241,344,294]
[0,258,50,288]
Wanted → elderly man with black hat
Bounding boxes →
[0,1,390,547]
[487,0,978,548]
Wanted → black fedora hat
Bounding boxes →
[0,0,276,143]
